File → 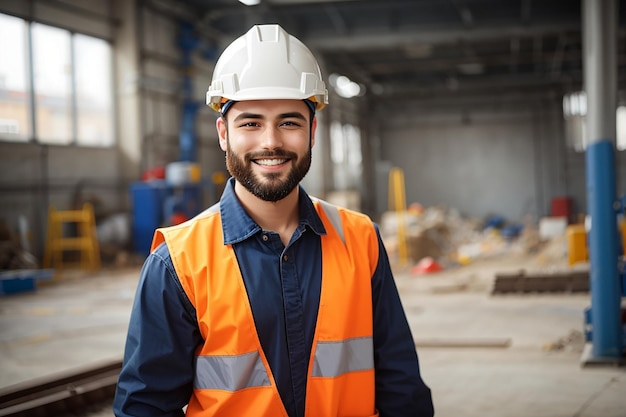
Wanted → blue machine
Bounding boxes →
[130,180,203,256]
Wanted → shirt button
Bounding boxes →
[283,255,288,262]
[262,234,268,242]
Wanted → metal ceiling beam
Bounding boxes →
[332,49,584,75]
[303,22,581,51]
[374,72,581,100]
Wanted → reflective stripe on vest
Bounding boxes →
[312,336,374,377]
[195,336,374,391]
[195,351,271,391]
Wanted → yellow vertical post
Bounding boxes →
[388,167,408,266]
[566,224,588,266]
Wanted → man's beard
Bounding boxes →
[226,140,312,202]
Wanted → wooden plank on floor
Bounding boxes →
[492,269,589,294]
[415,337,512,348]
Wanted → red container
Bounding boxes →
[551,196,573,223]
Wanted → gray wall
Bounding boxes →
[371,95,626,223]
[385,111,536,221]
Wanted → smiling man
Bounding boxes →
[113,24,433,417]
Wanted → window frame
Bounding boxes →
[0,12,115,147]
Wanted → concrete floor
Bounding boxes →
[0,255,625,417]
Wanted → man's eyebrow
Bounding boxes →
[233,112,263,122]
[279,112,307,121]
[233,111,308,123]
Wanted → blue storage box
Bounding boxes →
[130,180,204,256]
[0,269,54,295]
[130,181,168,256]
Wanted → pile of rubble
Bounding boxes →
[0,219,38,270]
[379,205,569,272]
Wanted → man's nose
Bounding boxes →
[260,126,283,149]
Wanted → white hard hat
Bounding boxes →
[206,24,328,113]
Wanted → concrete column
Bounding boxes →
[113,0,143,182]
[582,0,623,362]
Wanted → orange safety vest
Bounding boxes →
[151,199,380,417]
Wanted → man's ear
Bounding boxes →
[216,117,228,151]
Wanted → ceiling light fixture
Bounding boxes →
[329,73,365,98]
[238,0,261,5]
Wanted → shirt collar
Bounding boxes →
[219,177,327,245]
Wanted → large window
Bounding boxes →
[330,121,362,190]
[32,23,72,144]
[563,91,626,152]
[0,13,114,146]
[0,14,30,140]
[74,34,114,146]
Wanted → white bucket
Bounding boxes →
[166,161,201,186]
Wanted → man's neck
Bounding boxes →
[234,181,300,246]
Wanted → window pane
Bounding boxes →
[0,14,31,141]
[616,106,626,151]
[330,121,344,163]
[75,34,114,146]
[32,23,72,144]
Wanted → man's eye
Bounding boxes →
[281,121,301,127]
[240,122,260,127]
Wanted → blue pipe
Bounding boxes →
[586,139,622,358]
[178,21,200,162]
[180,101,199,162]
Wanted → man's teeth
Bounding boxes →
[256,159,287,166]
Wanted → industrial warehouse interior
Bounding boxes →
[0,0,625,416]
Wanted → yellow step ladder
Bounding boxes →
[43,203,101,272]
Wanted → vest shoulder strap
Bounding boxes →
[310,197,345,245]
[201,202,220,216]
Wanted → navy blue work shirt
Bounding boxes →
[113,178,433,417]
